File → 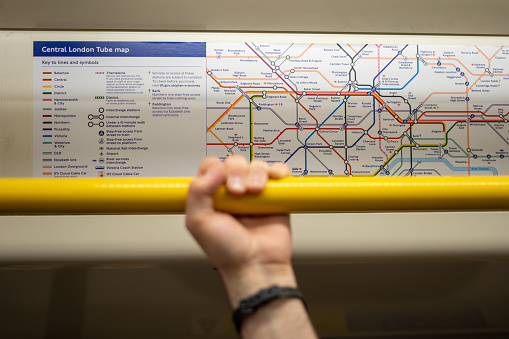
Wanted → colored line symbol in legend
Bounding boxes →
[42,72,52,101]
[41,71,53,176]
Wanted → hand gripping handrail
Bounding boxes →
[1,176,509,215]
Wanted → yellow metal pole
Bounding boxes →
[0,176,509,215]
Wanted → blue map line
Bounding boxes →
[292,45,420,172]
[377,45,419,91]
[387,157,498,175]
[372,45,409,89]
[303,102,345,144]
[302,100,347,172]
[285,145,333,165]
[285,146,303,163]
[349,46,418,152]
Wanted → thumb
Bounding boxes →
[185,157,225,220]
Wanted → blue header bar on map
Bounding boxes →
[33,41,206,57]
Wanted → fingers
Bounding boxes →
[246,160,269,194]
[186,157,225,217]
[225,156,290,195]
[197,156,222,176]
[224,156,269,195]
[225,155,249,195]
[268,162,291,179]
[196,157,226,195]
[188,156,291,203]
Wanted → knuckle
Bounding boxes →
[188,179,200,193]
[187,178,208,196]
[251,159,268,168]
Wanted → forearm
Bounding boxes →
[186,157,314,337]
[220,264,318,339]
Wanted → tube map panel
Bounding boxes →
[33,41,509,177]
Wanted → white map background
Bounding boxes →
[206,43,509,177]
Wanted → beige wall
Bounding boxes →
[2,30,509,262]
[2,0,509,36]
[1,2,509,337]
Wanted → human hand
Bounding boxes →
[185,155,295,307]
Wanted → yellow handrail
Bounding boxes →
[1,176,509,215]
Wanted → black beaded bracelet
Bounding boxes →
[232,285,307,333]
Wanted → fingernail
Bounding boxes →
[229,176,244,192]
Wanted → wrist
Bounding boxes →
[219,263,297,309]
[233,285,307,333]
